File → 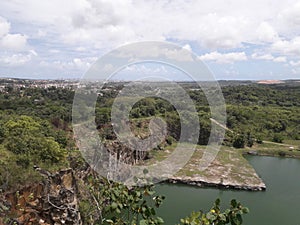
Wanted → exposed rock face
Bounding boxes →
[247,150,258,156]
[105,140,149,165]
[1,168,82,225]
[168,148,267,192]
[168,176,266,191]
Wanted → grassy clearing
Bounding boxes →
[242,140,300,158]
[138,139,300,188]
[282,139,300,146]
[144,144,265,187]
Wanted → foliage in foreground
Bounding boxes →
[80,175,165,225]
[79,173,248,225]
[179,199,249,225]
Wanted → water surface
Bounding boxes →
[155,156,300,225]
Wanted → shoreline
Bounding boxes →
[166,151,300,192]
[167,177,266,192]
[244,150,300,159]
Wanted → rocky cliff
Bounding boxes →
[0,168,82,225]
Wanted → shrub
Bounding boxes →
[272,134,284,143]
[233,135,245,148]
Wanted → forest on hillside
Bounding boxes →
[0,80,299,224]
[0,81,299,186]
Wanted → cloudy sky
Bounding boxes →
[0,0,300,80]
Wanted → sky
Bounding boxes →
[0,0,300,80]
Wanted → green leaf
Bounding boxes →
[242,207,249,214]
[231,199,238,208]
[139,219,147,225]
[206,212,217,221]
[111,202,118,209]
[150,207,156,216]
[219,213,226,221]
[215,198,221,206]
[236,214,243,225]
[156,217,164,224]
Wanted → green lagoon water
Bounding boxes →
[155,156,300,225]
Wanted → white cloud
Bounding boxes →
[103,63,114,72]
[195,14,249,49]
[29,50,38,56]
[251,53,286,62]
[256,22,278,43]
[40,57,97,71]
[182,44,192,52]
[0,16,10,38]
[199,51,247,64]
[120,63,179,79]
[0,33,27,51]
[273,56,286,63]
[75,46,87,52]
[164,48,194,62]
[37,29,47,37]
[0,53,32,66]
[0,17,27,51]
[0,16,36,71]
[271,37,300,56]
[73,58,91,69]
[1,0,297,50]
[1,0,300,79]
[251,53,274,60]
[112,43,194,62]
[290,60,300,67]
[49,49,61,53]
[276,1,300,35]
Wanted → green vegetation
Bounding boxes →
[0,114,69,190]
[180,199,249,225]
[78,171,248,225]
[3,116,65,164]
[93,82,300,148]
[0,81,299,190]
[0,86,73,190]
[80,173,165,224]
[0,79,299,224]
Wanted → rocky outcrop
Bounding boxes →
[246,150,258,156]
[1,168,82,225]
[166,147,267,192]
[168,176,266,191]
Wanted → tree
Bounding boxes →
[256,136,263,144]
[232,134,245,148]
[198,120,211,145]
[3,116,65,166]
[272,134,284,143]
[246,132,254,147]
